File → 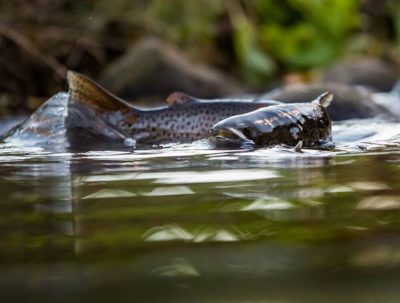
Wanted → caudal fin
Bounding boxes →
[67,71,132,112]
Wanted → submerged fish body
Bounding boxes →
[211,93,333,148]
[4,72,281,148]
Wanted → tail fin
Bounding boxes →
[67,71,133,112]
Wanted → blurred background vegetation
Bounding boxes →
[0,0,399,114]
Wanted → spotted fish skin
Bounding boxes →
[68,71,281,144]
[114,102,278,143]
[211,93,333,148]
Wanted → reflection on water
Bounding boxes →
[2,119,400,302]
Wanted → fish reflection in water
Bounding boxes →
[3,150,399,302]
[151,257,200,277]
[143,224,241,242]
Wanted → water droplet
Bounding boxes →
[124,138,136,148]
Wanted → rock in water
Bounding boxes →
[264,83,392,120]
[100,38,245,100]
[323,57,400,92]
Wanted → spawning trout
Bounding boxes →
[3,71,281,148]
[210,92,333,148]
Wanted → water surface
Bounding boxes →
[2,119,400,302]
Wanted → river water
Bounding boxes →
[2,118,400,302]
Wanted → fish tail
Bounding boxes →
[67,71,134,112]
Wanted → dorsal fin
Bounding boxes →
[166,92,198,106]
[313,92,333,108]
[67,71,133,112]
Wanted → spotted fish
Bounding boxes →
[66,71,283,145]
[3,71,281,148]
[210,93,333,148]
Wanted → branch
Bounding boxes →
[0,22,67,79]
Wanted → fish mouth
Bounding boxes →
[210,127,255,146]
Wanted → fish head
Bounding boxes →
[210,110,270,145]
[210,93,334,147]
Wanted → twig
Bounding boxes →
[0,22,67,79]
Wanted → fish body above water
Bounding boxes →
[211,93,333,148]
[3,72,281,148]
[103,97,280,144]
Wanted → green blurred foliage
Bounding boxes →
[231,10,276,85]
[388,0,400,49]
[1,0,398,89]
[94,0,226,57]
[119,0,362,83]
[260,0,359,69]
[123,0,364,83]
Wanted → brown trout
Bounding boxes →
[67,71,281,145]
[3,71,281,148]
[210,92,333,148]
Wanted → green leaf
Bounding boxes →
[232,13,276,84]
